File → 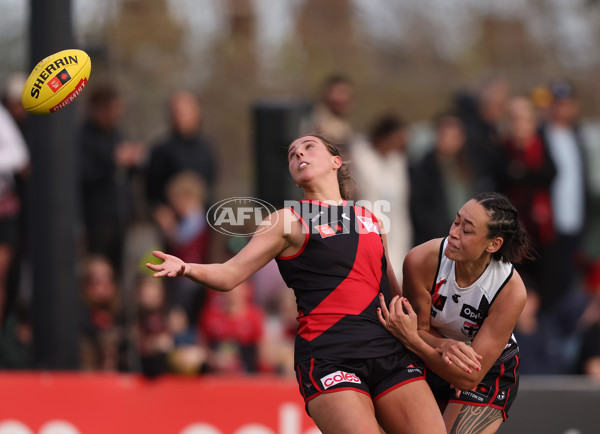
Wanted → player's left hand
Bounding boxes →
[146,250,187,278]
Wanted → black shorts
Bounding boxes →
[426,352,520,420]
[295,352,425,412]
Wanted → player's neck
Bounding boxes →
[454,256,491,288]
[301,180,343,205]
[302,191,343,205]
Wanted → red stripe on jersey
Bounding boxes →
[277,207,310,260]
[297,206,384,341]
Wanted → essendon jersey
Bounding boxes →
[275,200,405,363]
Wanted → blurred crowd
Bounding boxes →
[1,71,600,381]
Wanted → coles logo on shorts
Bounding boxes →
[320,370,361,390]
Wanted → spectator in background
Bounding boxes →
[577,269,600,379]
[153,171,211,324]
[250,258,289,313]
[0,301,33,369]
[410,111,475,246]
[499,95,556,297]
[0,99,29,330]
[146,90,217,210]
[2,73,31,324]
[512,282,579,375]
[199,279,266,374]
[79,255,126,371]
[133,273,207,378]
[1,74,28,134]
[350,114,411,282]
[455,76,511,193]
[78,84,145,275]
[260,289,297,377]
[539,78,590,312]
[578,313,600,379]
[300,74,355,157]
[133,273,171,377]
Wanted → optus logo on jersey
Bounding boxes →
[320,371,361,390]
[207,198,393,238]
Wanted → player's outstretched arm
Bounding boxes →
[146,208,300,292]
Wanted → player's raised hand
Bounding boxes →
[146,250,187,278]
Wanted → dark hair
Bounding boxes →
[432,109,464,131]
[299,133,354,200]
[368,114,406,145]
[88,84,120,108]
[474,192,535,264]
[548,78,576,101]
[321,74,352,92]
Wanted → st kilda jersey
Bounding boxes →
[275,200,406,363]
[431,238,519,360]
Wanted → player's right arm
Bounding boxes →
[146,208,303,291]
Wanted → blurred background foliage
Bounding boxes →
[1,0,600,197]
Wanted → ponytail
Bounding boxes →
[474,192,536,264]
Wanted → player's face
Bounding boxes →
[287,136,340,186]
[444,199,497,263]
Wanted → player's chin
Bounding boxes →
[443,247,459,260]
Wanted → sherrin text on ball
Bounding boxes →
[21,48,91,115]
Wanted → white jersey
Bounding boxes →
[430,238,515,347]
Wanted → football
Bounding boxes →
[21,48,91,115]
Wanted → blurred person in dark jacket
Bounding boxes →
[455,77,511,193]
[78,84,145,275]
[0,97,29,330]
[146,90,217,210]
[499,95,556,303]
[410,111,475,246]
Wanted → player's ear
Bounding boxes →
[486,236,503,254]
[332,155,342,170]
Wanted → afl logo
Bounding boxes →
[207,197,278,237]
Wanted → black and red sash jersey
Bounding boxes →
[275,199,406,363]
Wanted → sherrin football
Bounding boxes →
[21,48,91,115]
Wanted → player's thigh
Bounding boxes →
[307,390,380,434]
[374,379,446,434]
[444,402,503,434]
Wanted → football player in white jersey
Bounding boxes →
[379,192,534,433]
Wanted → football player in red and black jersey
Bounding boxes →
[147,134,445,434]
